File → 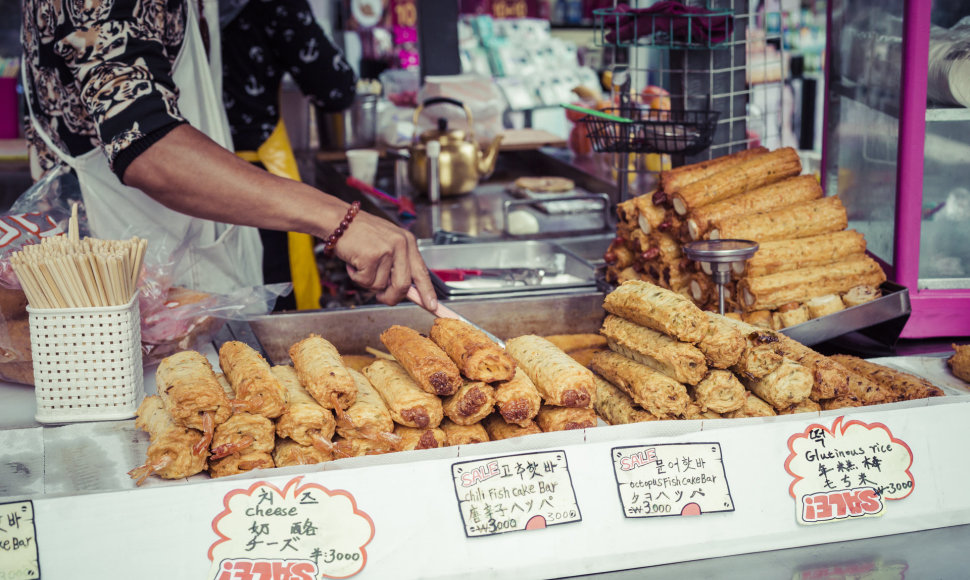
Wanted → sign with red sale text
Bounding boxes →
[785,417,915,525]
[208,477,374,579]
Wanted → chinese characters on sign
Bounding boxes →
[0,500,39,579]
[786,416,915,525]
[611,443,734,518]
[452,451,581,537]
[208,477,374,579]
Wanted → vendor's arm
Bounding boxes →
[122,124,436,309]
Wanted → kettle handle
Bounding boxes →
[411,97,476,143]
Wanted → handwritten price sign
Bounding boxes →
[786,416,915,525]
[208,477,374,579]
[611,443,734,518]
[452,450,581,537]
[0,500,38,579]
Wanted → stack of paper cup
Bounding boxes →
[346,149,379,186]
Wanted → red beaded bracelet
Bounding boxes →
[323,201,361,257]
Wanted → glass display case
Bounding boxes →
[824,0,970,338]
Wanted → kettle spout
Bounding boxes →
[476,135,504,178]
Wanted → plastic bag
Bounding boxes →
[417,74,506,142]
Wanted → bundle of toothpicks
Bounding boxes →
[10,204,147,309]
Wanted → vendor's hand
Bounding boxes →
[336,211,437,309]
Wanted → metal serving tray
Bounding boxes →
[419,240,597,298]
[780,281,911,347]
[246,291,606,364]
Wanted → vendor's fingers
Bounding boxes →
[346,254,391,292]
[406,235,437,310]
[373,238,411,306]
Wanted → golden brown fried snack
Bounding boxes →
[593,375,659,425]
[332,436,397,458]
[744,230,867,278]
[806,294,846,319]
[129,396,208,485]
[568,347,606,368]
[381,325,462,396]
[542,333,609,352]
[603,280,709,343]
[211,413,276,460]
[659,146,769,194]
[777,399,822,415]
[335,369,396,440]
[505,335,595,408]
[363,360,443,429]
[684,402,723,420]
[820,395,864,411]
[289,334,357,410]
[601,314,708,385]
[536,405,597,432]
[442,381,496,426]
[829,355,945,401]
[710,196,847,243]
[483,414,543,440]
[394,425,447,450]
[440,419,489,446]
[209,451,275,478]
[740,358,813,410]
[948,344,970,383]
[690,370,746,414]
[723,392,777,418]
[219,341,288,419]
[341,354,378,373]
[272,365,337,451]
[273,438,333,467]
[493,367,542,427]
[696,312,745,369]
[738,256,886,312]
[156,350,233,453]
[430,318,515,383]
[590,350,689,419]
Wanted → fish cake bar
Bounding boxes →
[219,341,288,419]
[212,412,276,455]
[363,360,443,429]
[156,350,233,431]
[440,419,489,446]
[483,414,543,441]
[601,314,708,385]
[593,375,659,425]
[272,365,337,447]
[430,318,515,383]
[442,381,496,426]
[723,392,777,418]
[603,280,709,343]
[493,367,542,427]
[336,369,396,439]
[209,451,274,478]
[740,358,813,410]
[505,335,595,408]
[536,405,597,432]
[590,350,689,419]
[829,355,944,401]
[381,325,462,396]
[273,438,333,467]
[394,425,447,450]
[690,370,746,414]
[695,312,745,369]
[129,396,208,483]
[289,334,357,410]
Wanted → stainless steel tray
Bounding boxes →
[247,291,606,364]
[780,282,911,346]
[420,240,597,298]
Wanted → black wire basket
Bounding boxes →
[578,108,721,156]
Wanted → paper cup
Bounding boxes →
[346,149,379,186]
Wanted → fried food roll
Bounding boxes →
[443,381,496,426]
[684,402,723,420]
[542,333,609,352]
[670,147,801,215]
[483,414,543,440]
[289,334,357,410]
[593,375,659,425]
[828,355,945,401]
[493,367,542,427]
[774,304,810,329]
[778,399,822,415]
[341,354,378,373]
[381,325,463,396]
[660,146,771,194]
[332,436,397,458]
[629,230,681,263]
[590,350,690,418]
[723,391,777,418]
[218,341,288,419]
[129,396,208,485]
[690,370,746,413]
[272,365,337,453]
[603,280,710,344]
[744,230,867,278]
[708,196,847,242]
[210,412,276,461]
[430,318,515,383]
[335,369,396,440]
[686,175,823,240]
[601,315,708,385]
[505,335,595,408]
[740,358,813,410]
[842,285,881,307]
[732,343,784,379]
[696,312,745,369]
[363,360,444,428]
[738,256,886,312]
[605,240,636,269]
[617,191,666,233]
[394,424,447,450]
[568,347,605,369]
[536,405,597,432]
[949,344,970,383]
[843,368,892,405]
[209,452,275,478]
[806,294,845,319]
[156,350,233,454]
[742,310,773,329]
[687,272,717,308]
[273,438,333,467]
[440,419,490,446]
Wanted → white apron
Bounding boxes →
[23,0,263,295]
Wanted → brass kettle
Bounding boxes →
[408,97,503,197]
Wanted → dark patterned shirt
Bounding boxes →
[22,0,189,180]
[220,0,356,152]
